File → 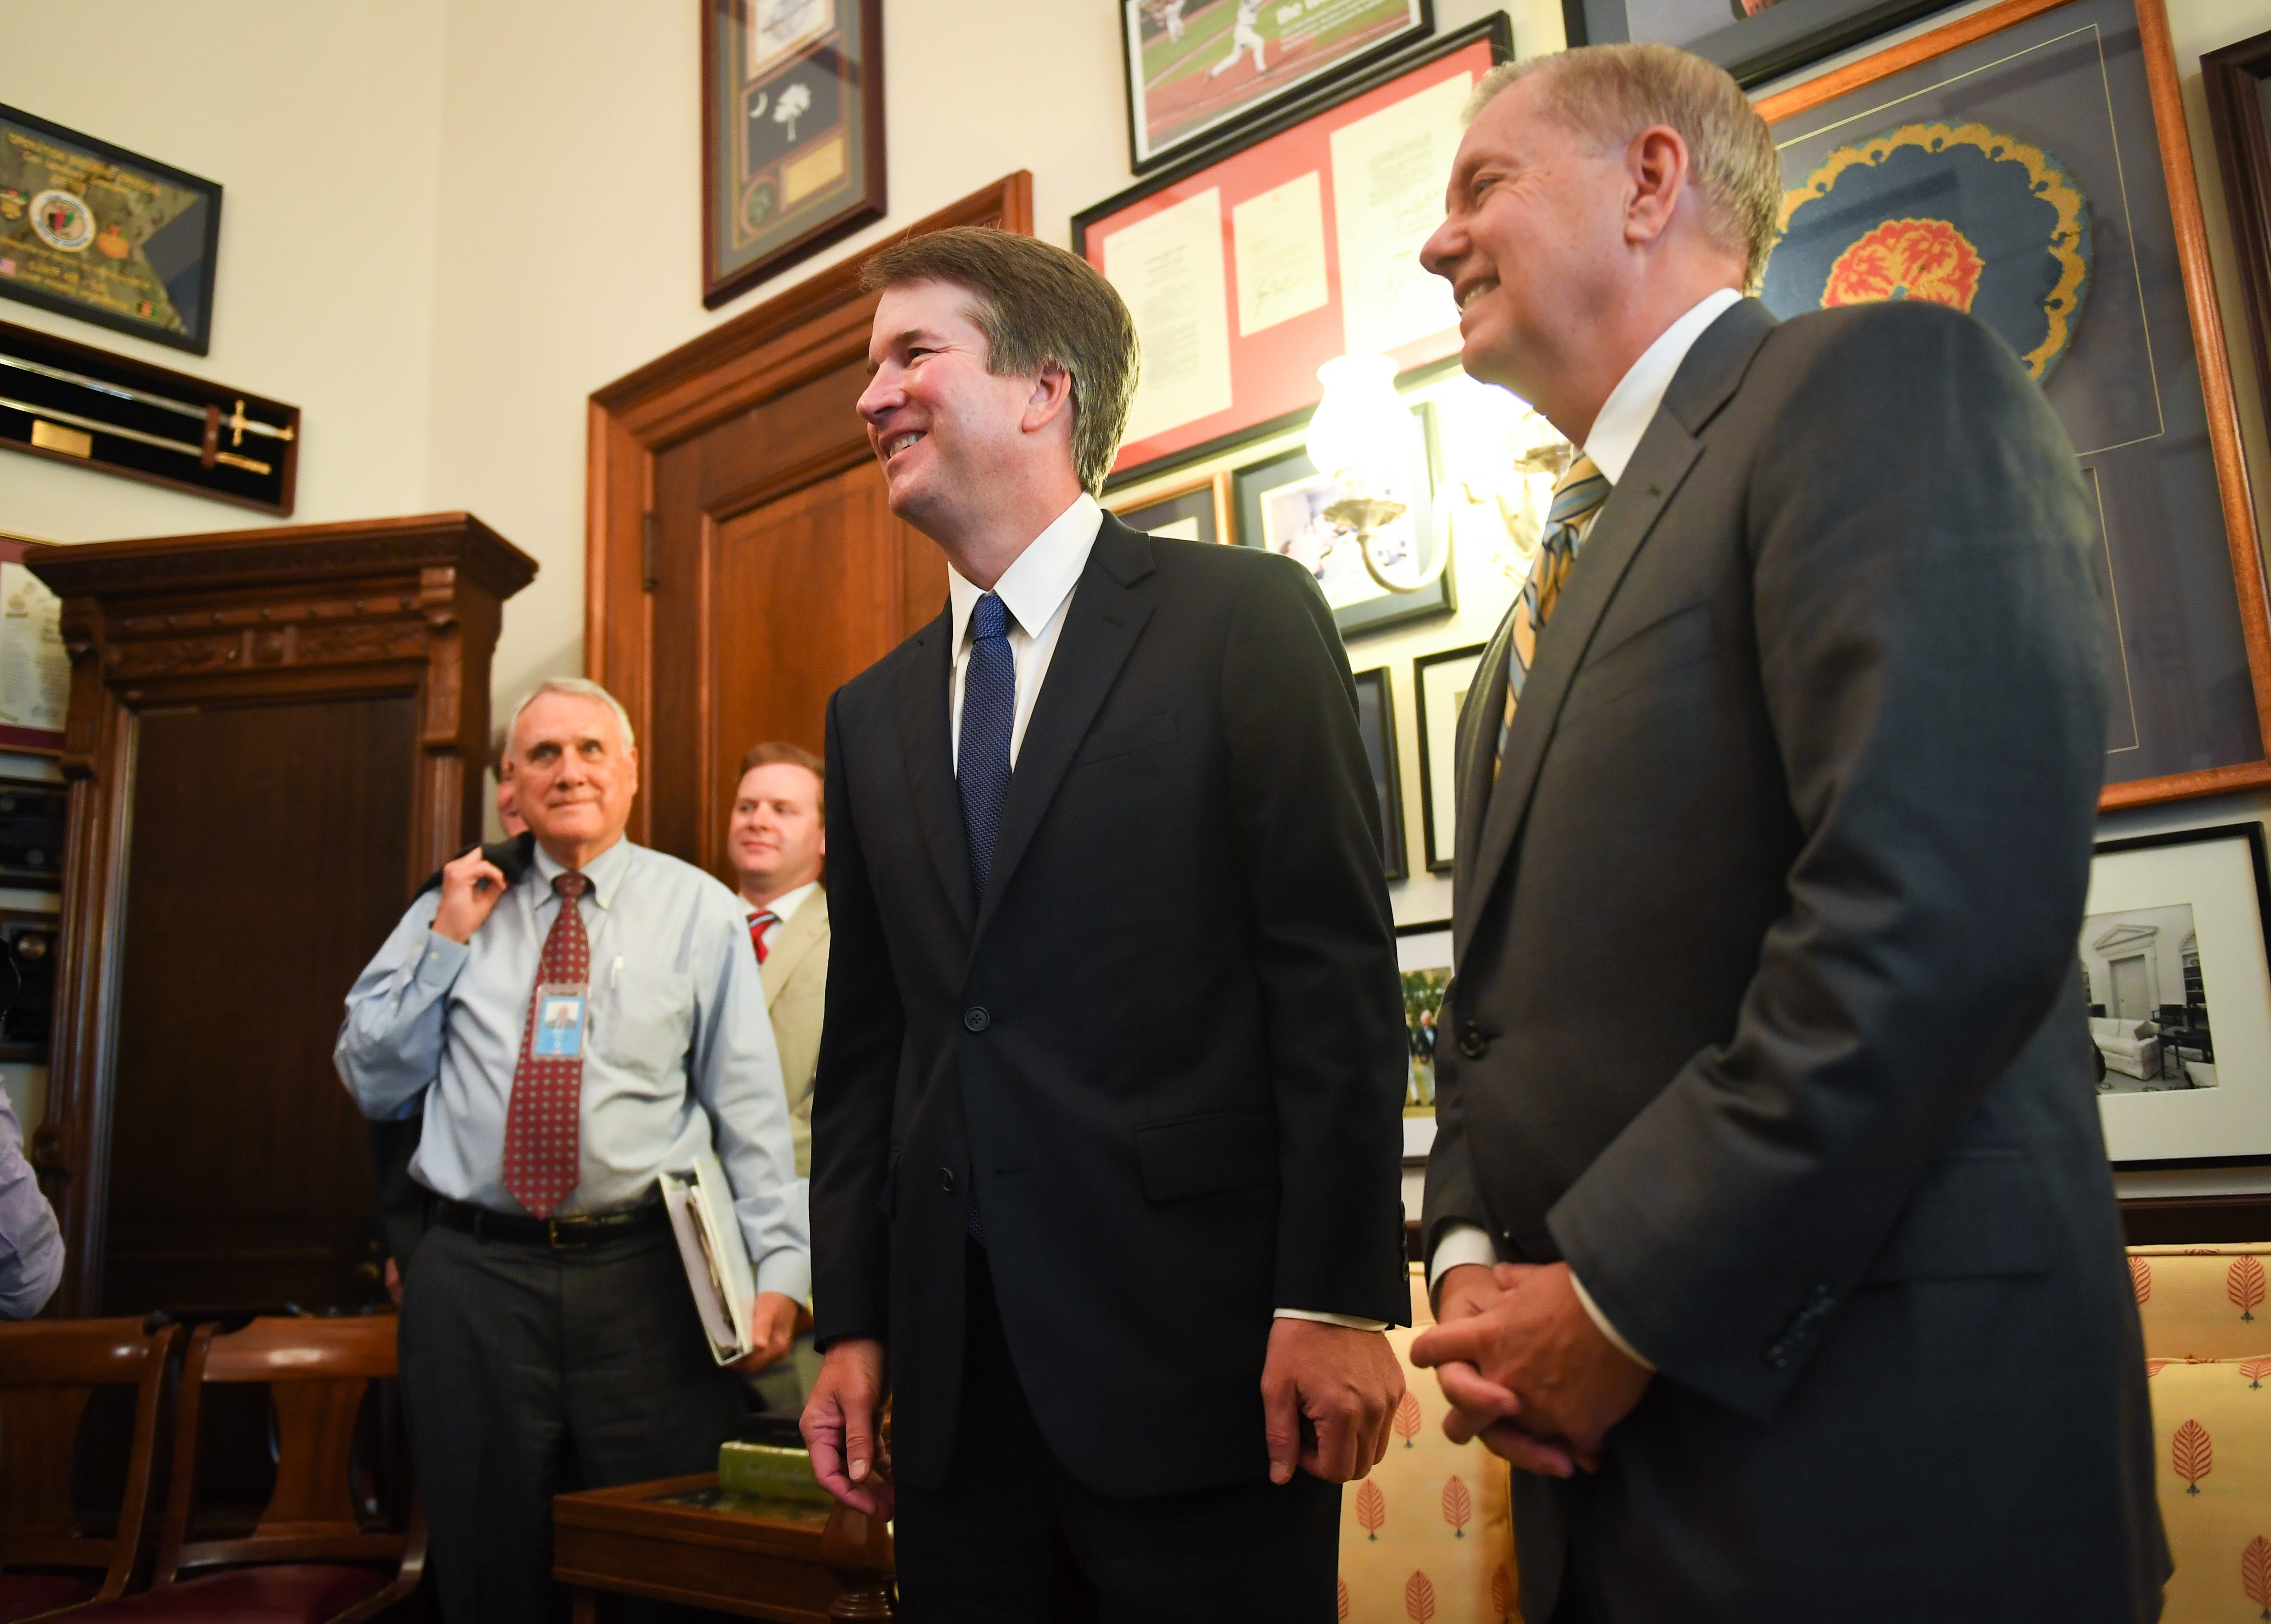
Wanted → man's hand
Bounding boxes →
[730,1292,800,1373]
[802,1337,893,1517]
[432,846,510,944]
[1409,1261,1651,1478]
[1260,1318,1405,1485]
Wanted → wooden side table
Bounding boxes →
[553,1474,893,1622]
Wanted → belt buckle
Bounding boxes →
[546,1216,592,1250]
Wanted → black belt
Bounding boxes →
[429,1193,668,1249]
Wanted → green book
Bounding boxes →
[718,1440,835,1508]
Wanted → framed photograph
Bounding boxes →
[1079,17,1510,482]
[0,909,58,1061]
[1352,666,1408,881]
[702,0,886,310]
[1755,0,2271,811]
[1232,403,1452,639]
[2203,29,2271,454]
[1412,642,1485,875]
[1565,0,1962,88]
[2084,823,2271,1167]
[1397,918,1452,1159]
[0,104,221,355]
[1109,469,1230,545]
[1121,0,1434,175]
[0,777,64,890]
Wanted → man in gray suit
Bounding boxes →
[1410,44,2167,1620]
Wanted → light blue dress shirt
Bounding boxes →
[335,834,810,1303]
[0,1081,62,1319]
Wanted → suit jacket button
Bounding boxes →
[939,1167,956,1195]
[964,1006,991,1032]
[1458,1024,1489,1059]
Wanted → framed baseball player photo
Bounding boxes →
[1121,0,1434,174]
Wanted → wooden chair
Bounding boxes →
[0,1317,179,1623]
[68,1316,424,1624]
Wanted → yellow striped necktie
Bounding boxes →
[1497,454,1612,774]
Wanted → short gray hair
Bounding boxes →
[505,677,636,757]
[1469,44,1781,288]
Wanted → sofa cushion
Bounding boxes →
[2149,1356,2271,1623]
[1340,1268,1520,1623]
[67,1565,389,1624]
[0,1572,100,1622]
[2131,1247,2271,1361]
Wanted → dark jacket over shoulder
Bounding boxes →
[1425,299,2167,1620]
[811,518,1408,1497]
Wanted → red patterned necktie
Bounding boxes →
[502,872,590,1217]
[749,910,777,965]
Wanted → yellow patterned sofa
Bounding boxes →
[2133,1243,2271,1620]
[1340,1267,1520,1622]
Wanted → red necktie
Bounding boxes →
[502,872,589,1216]
[750,910,777,964]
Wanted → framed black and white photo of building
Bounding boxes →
[1412,642,1484,874]
[1352,665,1407,881]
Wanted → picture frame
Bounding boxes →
[2203,28,2271,448]
[0,909,58,1062]
[1754,0,2271,811]
[1119,0,1434,175]
[1412,641,1485,874]
[1231,402,1452,639]
[701,0,886,311]
[2083,823,2271,1169]
[0,534,64,755]
[1079,17,1511,483]
[0,103,221,355]
[1564,0,1962,89]
[1108,469,1231,545]
[0,776,64,890]
[1396,918,1452,1160]
[1352,666,1408,881]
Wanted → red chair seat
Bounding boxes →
[71,1565,389,1624]
[0,1572,100,1621]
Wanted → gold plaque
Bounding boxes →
[29,420,91,458]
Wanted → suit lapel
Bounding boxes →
[759,890,827,1004]
[1459,300,1778,948]
[971,518,1156,946]
[896,609,977,934]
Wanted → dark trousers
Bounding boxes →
[399,1219,747,1624]
[894,1243,1341,1623]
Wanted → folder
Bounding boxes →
[661,1147,755,1366]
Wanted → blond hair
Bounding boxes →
[1469,44,1781,287]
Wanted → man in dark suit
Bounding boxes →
[1408,44,2167,1620]
[801,227,1409,1619]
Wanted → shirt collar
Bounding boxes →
[752,879,819,924]
[1581,287,1744,486]
[947,493,1104,651]
[531,832,634,910]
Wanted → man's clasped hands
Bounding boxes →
[1411,1260,1655,1478]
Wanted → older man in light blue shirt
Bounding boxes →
[337,676,805,1624]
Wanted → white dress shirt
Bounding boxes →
[336,834,811,1303]
[949,492,1384,1332]
[749,878,819,956]
[1429,285,1746,1370]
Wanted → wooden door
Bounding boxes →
[587,174,1029,871]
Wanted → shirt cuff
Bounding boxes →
[1426,1221,1501,1291]
[415,930,470,990]
[1273,1307,1389,1331]
[1569,1269,1656,1372]
[751,1246,812,1307]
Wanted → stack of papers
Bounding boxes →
[660,1148,755,1366]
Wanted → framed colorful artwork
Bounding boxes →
[1565,0,1962,88]
[1108,469,1231,545]
[1412,641,1484,874]
[1078,16,1510,484]
[2084,823,2271,1167]
[702,0,886,310]
[1755,0,2271,810]
[0,104,221,354]
[1120,0,1434,175]
[1231,403,1452,639]
[1352,665,1409,881]
[1396,918,1452,1159]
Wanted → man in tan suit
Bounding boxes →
[730,741,829,1412]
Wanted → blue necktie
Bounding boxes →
[959,591,1016,898]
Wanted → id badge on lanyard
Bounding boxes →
[532,982,588,1059]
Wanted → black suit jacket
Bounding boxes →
[1424,299,2167,1618]
[812,516,1408,1496]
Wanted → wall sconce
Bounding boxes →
[1306,354,1445,593]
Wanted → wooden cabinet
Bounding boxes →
[27,513,535,1316]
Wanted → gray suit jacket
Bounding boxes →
[1424,297,2167,1620]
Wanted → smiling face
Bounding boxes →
[1420,74,1634,413]
[728,762,824,903]
[857,280,1051,537]
[510,692,638,863]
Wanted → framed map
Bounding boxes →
[0,105,221,354]
[702,0,886,309]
